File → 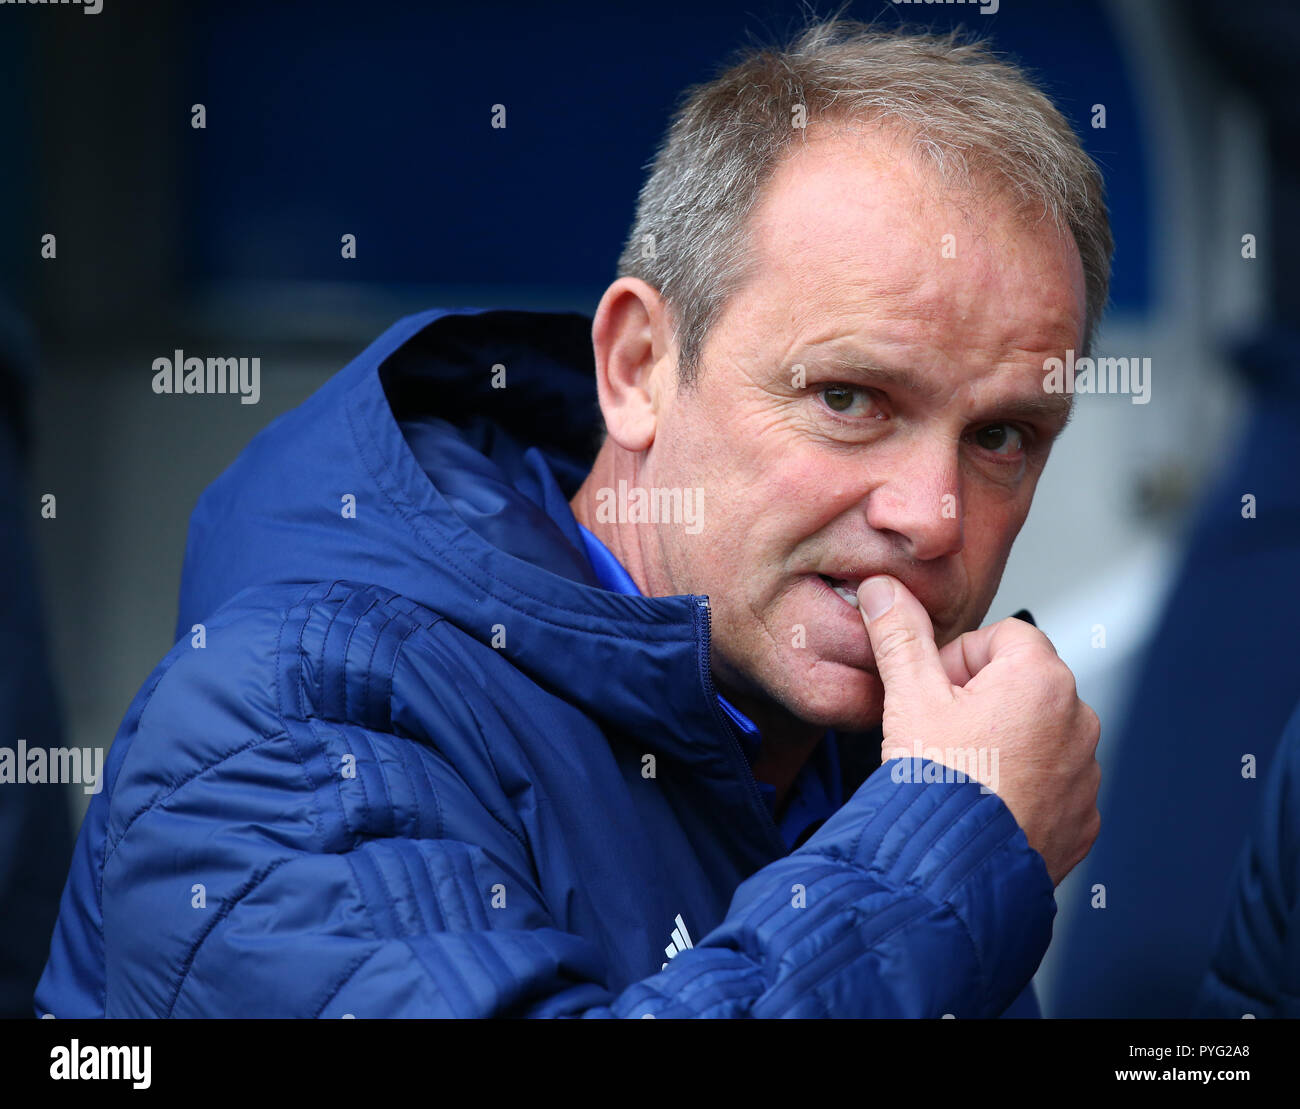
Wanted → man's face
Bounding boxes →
[641,129,1086,733]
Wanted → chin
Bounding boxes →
[779,662,884,732]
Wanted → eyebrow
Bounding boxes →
[796,347,1075,431]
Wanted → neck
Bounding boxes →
[570,439,672,596]
[713,673,826,810]
[572,442,825,809]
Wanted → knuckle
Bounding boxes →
[1025,624,1059,657]
[1053,659,1079,696]
[1074,702,1101,746]
[1053,668,1080,710]
[873,624,917,660]
[1039,664,1076,713]
[1085,706,1102,748]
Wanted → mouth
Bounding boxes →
[818,573,864,609]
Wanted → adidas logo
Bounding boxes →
[661,913,694,969]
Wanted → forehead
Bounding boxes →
[734,128,1087,374]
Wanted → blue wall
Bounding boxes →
[182,0,1149,310]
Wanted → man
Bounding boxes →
[36,19,1106,1018]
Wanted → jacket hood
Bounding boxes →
[175,307,750,786]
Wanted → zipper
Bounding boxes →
[693,596,784,851]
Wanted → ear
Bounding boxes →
[590,277,676,453]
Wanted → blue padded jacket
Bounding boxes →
[35,307,1054,1018]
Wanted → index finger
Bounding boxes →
[937,613,1057,686]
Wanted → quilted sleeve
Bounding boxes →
[599,763,1054,1018]
[93,709,1051,1017]
[41,587,1054,1018]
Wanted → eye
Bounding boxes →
[820,385,880,418]
[971,424,1025,456]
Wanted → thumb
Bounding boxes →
[858,576,951,707]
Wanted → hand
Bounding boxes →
[857,575,1101,887]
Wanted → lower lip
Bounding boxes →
[827,580,861,609]
[813,575,863,612]
[806,574,878,670]
[813,576,950,636]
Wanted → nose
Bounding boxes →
[863,431,964,562]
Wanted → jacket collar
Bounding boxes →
[181,307,782,836]
[349,308,787,860]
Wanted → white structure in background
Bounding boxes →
[992,0,1267,1013]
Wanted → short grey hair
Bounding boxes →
[615,15,1114,386]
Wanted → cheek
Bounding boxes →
[658,400,758,508]
[676,417,841,536]
[757,449,867,537]
[960,492,1031,591]
[674,454,846,610]
[715,462,857,598]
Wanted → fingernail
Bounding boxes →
[860,577,893,621]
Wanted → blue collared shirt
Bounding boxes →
[576,523,843,852]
